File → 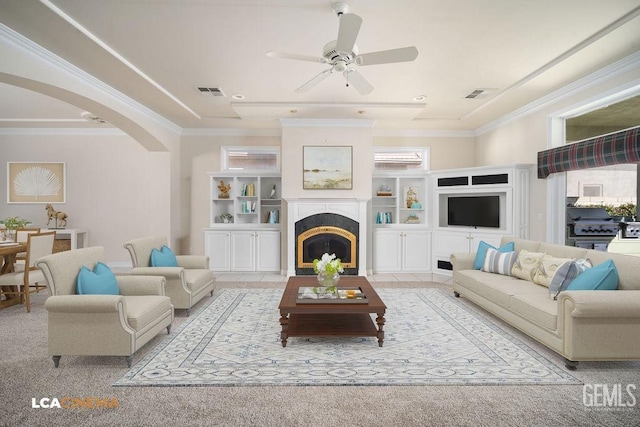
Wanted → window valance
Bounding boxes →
[537,126,640,179]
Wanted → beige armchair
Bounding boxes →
[35,246,173,368]
[124,236,215,315]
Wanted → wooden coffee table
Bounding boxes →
[278,276,386,347]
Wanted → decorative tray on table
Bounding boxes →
[296,287,368,304]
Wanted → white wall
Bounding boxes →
[281,121,374,200]
[0,131,171,263]
[181,134,281,255]
[373,136,476,171]
[475,63,640,241]
[181,130,477,257]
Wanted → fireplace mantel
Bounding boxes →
[285,198,369,276]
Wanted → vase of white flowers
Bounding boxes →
[312,253,344,296]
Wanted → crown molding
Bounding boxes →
[181,128,281,137]
[0,127,126,136]
[0,23,182,136]
[279,118,376,128]
[475,50,640,136]
[373,129,475,138]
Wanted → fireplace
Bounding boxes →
[295,213,358,275]
[286,199,368,276]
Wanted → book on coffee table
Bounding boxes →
[296,287,368,304]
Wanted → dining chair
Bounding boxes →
[13,227,41,272]
[0,231,55,312]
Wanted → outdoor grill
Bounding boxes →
[566,206,620,251]
[619,220,640,238]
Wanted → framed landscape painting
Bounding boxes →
[7,162,66,203]
[303,146,353,190]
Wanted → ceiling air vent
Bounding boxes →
[197,87,226,97]
[465,88,497,99]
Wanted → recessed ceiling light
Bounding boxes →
[231,94,245,100]
[413,95,427,102]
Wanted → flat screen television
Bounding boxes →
[447,195,500,228]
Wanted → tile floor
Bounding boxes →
[213,272,453,284]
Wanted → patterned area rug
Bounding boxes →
[114,288,580,386]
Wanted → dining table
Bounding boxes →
[0,242,27,309]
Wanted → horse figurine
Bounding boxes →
[45,204,68,228]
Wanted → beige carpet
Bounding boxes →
[1,281,639,426]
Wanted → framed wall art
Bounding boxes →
[7,162,66,203]
[303,146,353,190]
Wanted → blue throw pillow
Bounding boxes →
[565,259,618,291]
[151,245,178,267]
[76,262,119,295]
[474,241,515,270]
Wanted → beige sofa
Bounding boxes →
[36,247,174,367]
[451,237,640,369]
[124,236,215,315]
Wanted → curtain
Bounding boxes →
[537,126,640,179]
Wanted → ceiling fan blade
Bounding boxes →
[355,46,418,66]
[295,69,333,93]
[343,68,373,95]
[335,13,362,53]
[266,50,325,63]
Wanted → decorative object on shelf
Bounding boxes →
[405,186,419,208]
[45,204,68,228]
[377,184,392,196]
[217,180,231,198]
[241,183,255,196]
[405,214,420,224]
[265,209,279,224]
[220,213,233,223]
[7,162,66,204]
[0,216,31,240]
[376,211,393,224]
[269,184,276,199]
[312,253,344,295]
[303,146,353,190]
[410,202,422,209]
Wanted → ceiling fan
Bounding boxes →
[266,2,418,95]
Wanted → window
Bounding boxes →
[373,147,429,172]
[221,146,280,171]
[567,164,636,208]
[582,184,602,197]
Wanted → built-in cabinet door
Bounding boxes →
[256,231,280,272]
[468,233,502,252]
[402,231,431,272]
[204,231,231,271]
[433,231,473,257]
[231,231,256,271]
[373,230,402,272]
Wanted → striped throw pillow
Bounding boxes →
[482,247,519,276]
[549,258,593,300]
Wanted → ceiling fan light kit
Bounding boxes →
[267,2,418,95]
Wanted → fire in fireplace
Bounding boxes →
[295,213,358,275]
